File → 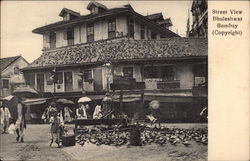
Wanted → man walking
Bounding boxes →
[13,96,26,142]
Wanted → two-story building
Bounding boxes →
[22,1,207,122]
[0,56,29,97]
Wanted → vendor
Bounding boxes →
[76,103,90,119]
[146,100,163,127]
[101,93,114,119]
[93,104,102,119]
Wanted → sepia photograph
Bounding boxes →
[1,1,208,160]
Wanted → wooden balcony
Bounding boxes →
[157,80,180,89]
[192,82,208,97]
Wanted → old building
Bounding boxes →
[189,0,208,37]
[0,56,29,97]
[22,1,207,122]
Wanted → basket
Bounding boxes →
[62,134,75,147]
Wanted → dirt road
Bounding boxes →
[0,124,207,161]
[0,124,73,161]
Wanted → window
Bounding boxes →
[2,79,9,89]
[91,7,98,14]
[129,18,134,38]
[64,28,74,45]
[160,65,175,81]
[108,18,116,38]
[83,69,92,82]
[144,65,175,80]
[14,67,20,74]
[151,31,157,39]
[194,63,208,86]
[123,67,133,78]
[37,73,45,92]
[144,66,159,78]
[140,25,145,39]
[87,23,94,42]
[55,72,63,84]
[26,73,35,88]
[46,32,56,49]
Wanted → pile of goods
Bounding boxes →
[75,125,208,147]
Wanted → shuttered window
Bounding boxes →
[2,79,9,89]
[87,23,94,42]
[108,18,116,38]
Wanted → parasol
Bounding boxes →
[57,99,75,105]
[12,86,39,98]
[149,100,160,110]
[78,96,91,103]
[0,95,14,101]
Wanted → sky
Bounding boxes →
[1,1,192,63]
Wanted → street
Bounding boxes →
[0,124,72,161]
[0,124,207,161]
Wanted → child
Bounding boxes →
[49,112,61,147]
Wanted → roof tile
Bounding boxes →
[25,38,207,70]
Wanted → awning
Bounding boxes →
[23,98,48,106]
[144,96,194,103]
[113,97,141,103]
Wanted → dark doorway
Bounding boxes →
[37,73,45,92]
[64,72,73,92]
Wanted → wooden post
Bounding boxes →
[119,88,123,117]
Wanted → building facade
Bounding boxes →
[0,56,29,97]
[23,1,208,122]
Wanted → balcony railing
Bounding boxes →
[157,80,180,89]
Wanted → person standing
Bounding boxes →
[76,103,89,119]
[101,93,114,119]
[64,106,72,123]
[13,96,26,142]
[0,101,11,134]
[146,100,163,128]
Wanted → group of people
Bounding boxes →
[76,93,114,120]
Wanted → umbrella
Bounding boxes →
[0,95,14,101]
[149,100,160,110]
[57,99,75,105]
[12,86,39,98]
[78,97,91,103]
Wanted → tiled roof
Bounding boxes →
[24,38,207,70]
[32,7,131,34]
[159,18,172,26]
[0,56,21,71]
[146,13,163,20]
[87,1,108,10]
[32,5,178,37]
[59,8,80,17]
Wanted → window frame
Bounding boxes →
[83,69,93,83]
[151,31,157,39]
[122,66,134,78]
[87,23,94,42]
[140,25,145,40]
[108,18,116,39]
[129,18,134,38]
[26,73,35,88]
[2,79,9,89]
[55,72,63,84]
[144,66,159,79]
[160,65,175,81]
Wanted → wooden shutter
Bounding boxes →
[45,33,50,43]
[63,30,67,40]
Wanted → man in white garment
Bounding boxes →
[15,97,26,142]
[0,101,11,134]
